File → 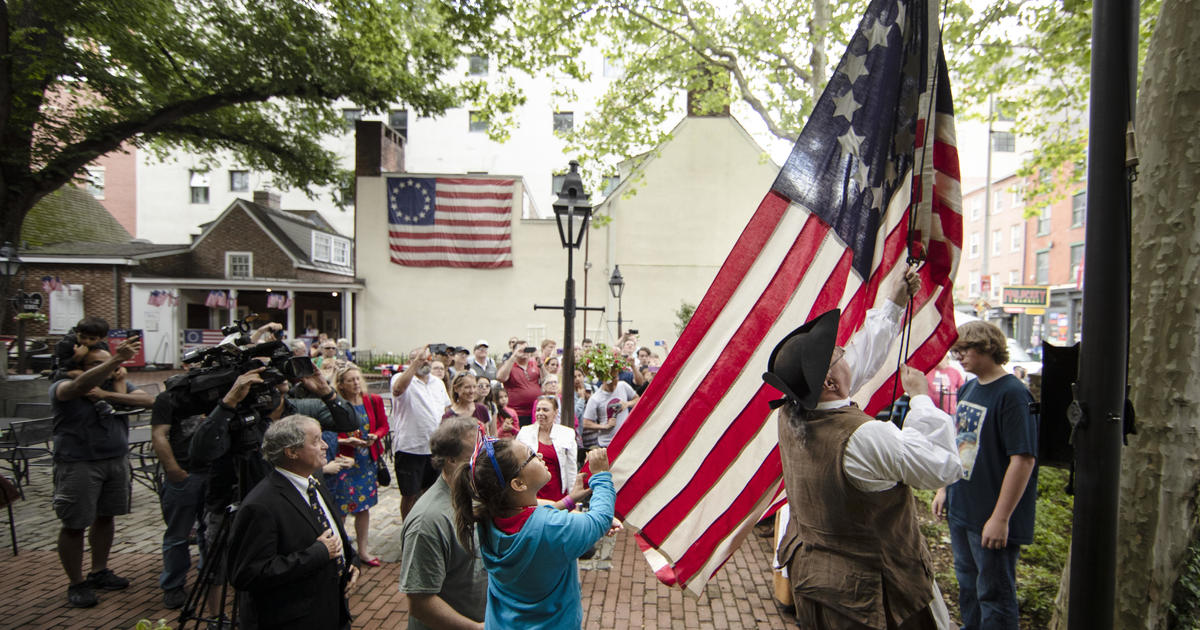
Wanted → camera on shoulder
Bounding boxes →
[162,315,315,421]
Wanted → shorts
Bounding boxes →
[52,456,132,530]
[393,451,438,496]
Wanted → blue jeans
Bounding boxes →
[158,472,209,591]
[949,519,1021,630]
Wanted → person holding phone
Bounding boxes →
[51,335,155,608]
[497,340,541,426]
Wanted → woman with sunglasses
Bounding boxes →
[515,396,577,502]
[452,437,611,629]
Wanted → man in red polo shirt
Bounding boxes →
[497,340,541,426]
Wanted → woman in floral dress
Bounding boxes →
[332,364,389,566]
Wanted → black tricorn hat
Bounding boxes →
[762,308,841,411]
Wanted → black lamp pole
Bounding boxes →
[609,265,625,340]
[535,161,604,427]
[0,242,24,373]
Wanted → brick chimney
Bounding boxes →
[253,190,281,209]
[356,120,406,177]
[687,65,732,117]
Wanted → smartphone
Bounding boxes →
[523,346,537,353]
[654,340,665,346]
[556,348,563,355]
[629,329,639,335]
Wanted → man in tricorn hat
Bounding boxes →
[765,273,964,630]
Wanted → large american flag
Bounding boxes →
[387,176,516,268]
[609,0,962,595]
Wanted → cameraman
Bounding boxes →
[188,366,356,604]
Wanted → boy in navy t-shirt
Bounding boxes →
[932,321,1036,630]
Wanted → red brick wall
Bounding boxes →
[191,205,297,279]
[1,263,132,337]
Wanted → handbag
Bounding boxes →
[377,462,391,487]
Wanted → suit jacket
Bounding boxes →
[229,470,358,630]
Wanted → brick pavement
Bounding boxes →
[0,371,794,630]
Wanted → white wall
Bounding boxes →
[354,116,780,355]
[596,117,781,348]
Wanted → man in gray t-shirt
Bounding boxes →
[399,417,486,629]
[582,379,639,448]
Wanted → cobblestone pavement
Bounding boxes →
[0,371,793,629]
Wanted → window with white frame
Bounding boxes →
[1010,225,1022,251]
[553,112,574,134]
[1035,250,1050,285]
[468,55,488,76]
[468,111,489,133]
[993,131,1016,152]
[993,190,1004,212]
[603,56,624,78]
[190,171,210,204]
[85,166,106,199]
[968,271,981,297]
[970,197,982,221]
[226,252,253,279]
[992,229,1002,255]
[1009,270,1020,286]
[332,238,350,266]
[312,232,333,262]
[1072,191,1086,227]
[229,169,250,192]
[1038,206,1052,235]
[990,273,1000,298]
[969,232,980,258]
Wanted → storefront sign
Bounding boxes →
[1001,285,1050,308]
[15,291,43,313]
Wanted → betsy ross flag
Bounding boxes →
[609,0,962,595]
[388,176,516,268]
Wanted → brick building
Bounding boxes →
[954,167,1086,349]
[12,191,360,367]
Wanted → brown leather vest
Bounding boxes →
[777,406,934,628]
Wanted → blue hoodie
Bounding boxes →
[479,471,615,629]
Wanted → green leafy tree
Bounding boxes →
[1,0,509,245]
[508,0,1157,207]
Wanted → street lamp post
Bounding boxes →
[609,265,625,340]
[0,242,25,373]
[534,161,605,427]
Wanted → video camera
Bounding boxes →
[162,316,315,419]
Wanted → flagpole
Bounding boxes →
[1067,0,1135,626]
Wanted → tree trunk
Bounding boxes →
[1115,0,1200,627]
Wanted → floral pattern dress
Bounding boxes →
[325,404,379,515]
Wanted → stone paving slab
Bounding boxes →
[1,367,792,629]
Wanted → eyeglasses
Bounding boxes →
[516,448,538,474]
[828,345,847,371]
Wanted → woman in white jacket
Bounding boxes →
[516,395,578,502]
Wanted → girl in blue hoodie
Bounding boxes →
[452,434,615,629]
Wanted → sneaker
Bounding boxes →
[67,582,98,608]
[86,568,130,591]
[163,587,187,609]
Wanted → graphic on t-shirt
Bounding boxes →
[955,401,988,480]
[605,397,622,422]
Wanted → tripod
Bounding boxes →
[177,504,239,630]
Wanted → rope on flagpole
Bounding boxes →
[889,0,948,424]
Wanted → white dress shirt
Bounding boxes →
[275,467,344,562]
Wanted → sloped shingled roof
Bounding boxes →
[24,241,188,257]
[234,200,353,275]
[20,186,132,247]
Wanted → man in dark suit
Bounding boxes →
[228,415,361,630]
